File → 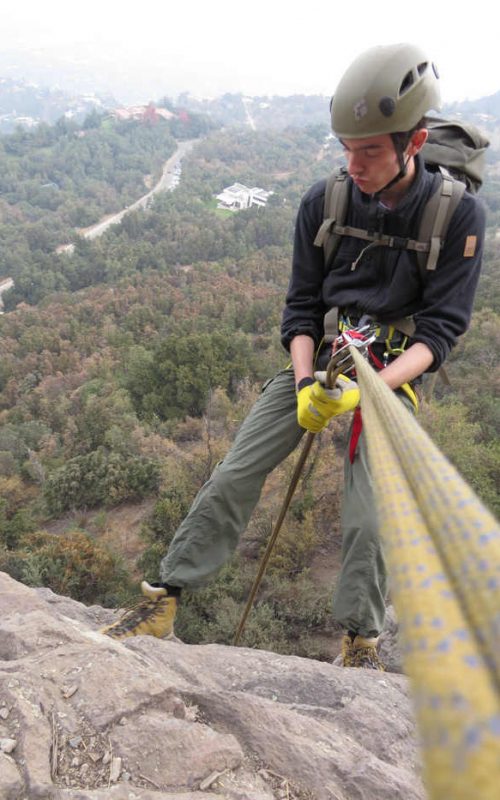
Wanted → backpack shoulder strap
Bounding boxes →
[314,169,350,268]
[417,169,466,275]
[314,167,466,279]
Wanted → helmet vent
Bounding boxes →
[399,70,414,96]
[417,61,429,76]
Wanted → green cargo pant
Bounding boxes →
[160,367,394,637]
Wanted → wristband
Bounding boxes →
[296,377,314,393]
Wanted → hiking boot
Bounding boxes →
[340,633,385,671]
[100,581,179,640]
[341,632,357,667]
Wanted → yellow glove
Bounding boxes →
[297,374,360,433]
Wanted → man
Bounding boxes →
[102,44,485,669]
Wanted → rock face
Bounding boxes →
[0,572,423,800]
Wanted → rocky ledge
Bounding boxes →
[0,572,422,800]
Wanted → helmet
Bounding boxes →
[331,43,441,138]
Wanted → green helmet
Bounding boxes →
[331,43,441,138]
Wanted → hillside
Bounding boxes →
[0,97,498,660]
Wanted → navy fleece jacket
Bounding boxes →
[281,156,486,371]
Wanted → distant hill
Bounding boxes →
[2,72,500,137]
[0,77,115,133]
[176,90,500,134]
[176,91,330,130]
[444,90,500,119]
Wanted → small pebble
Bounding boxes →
[0,738,17,754]
[109,756,122,782]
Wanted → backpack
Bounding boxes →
[314,117,490,277]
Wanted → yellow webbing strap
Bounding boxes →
[350,348,500,800]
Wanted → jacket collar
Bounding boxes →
[351,154,432,218]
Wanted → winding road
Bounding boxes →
[58,139,196,253]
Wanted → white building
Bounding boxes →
[216,183,273,211]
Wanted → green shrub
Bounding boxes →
[0,530,132,606]
[0,502,36,550]
[43,448,161,514]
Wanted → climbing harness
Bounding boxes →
[330,311,419,460]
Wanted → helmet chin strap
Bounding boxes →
[374,149,411,199]
[367,149,410,233]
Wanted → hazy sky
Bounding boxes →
[1,1,498,103]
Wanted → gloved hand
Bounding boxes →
[297,374,360,433]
